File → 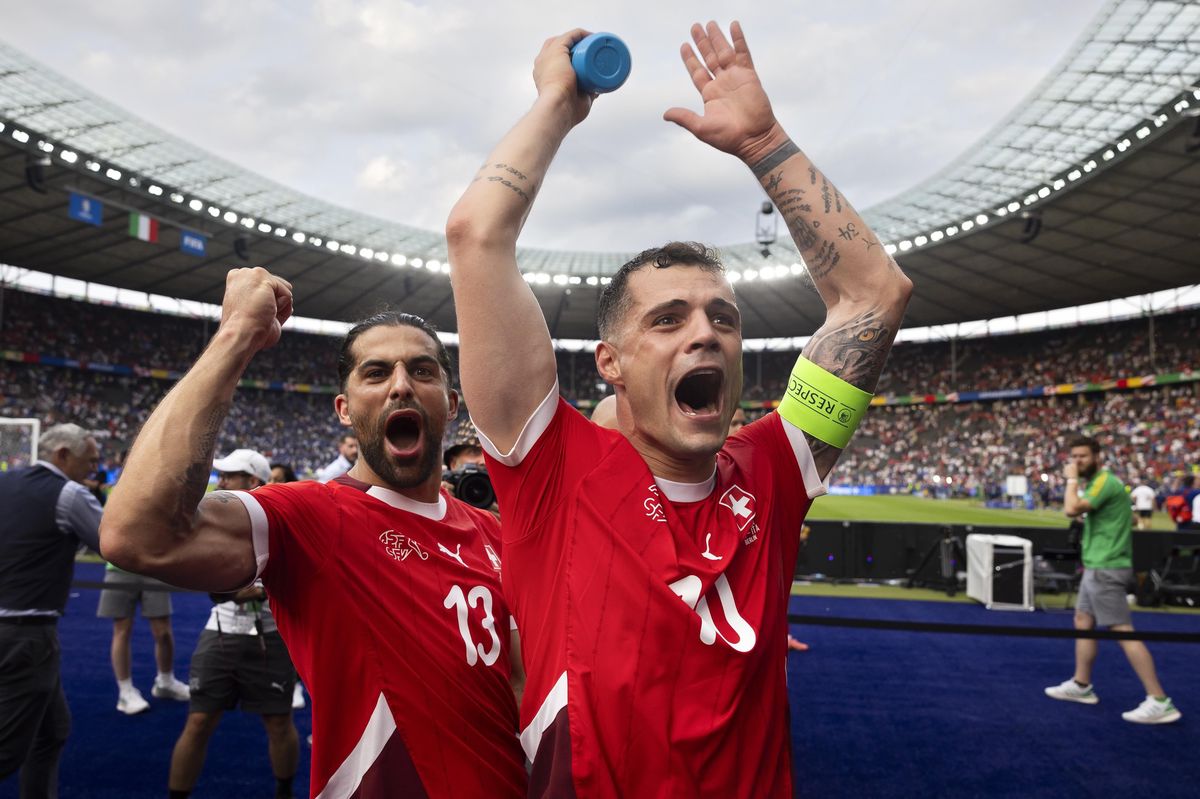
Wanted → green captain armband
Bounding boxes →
[778,356,872,449]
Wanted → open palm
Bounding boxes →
[664,21,778,158]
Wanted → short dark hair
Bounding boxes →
[1068,435,1101,455]
[596,242,725,340]
[269,463,297,482]
[338,433,357,444]
[443,443,483,470]
[337,311,454,392]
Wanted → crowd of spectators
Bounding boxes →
[1,288,1197,490]
[821,385,1199,499]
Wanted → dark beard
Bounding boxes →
[1078,461,1098,479]
[353,403,440,490]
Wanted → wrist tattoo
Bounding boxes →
[751,139,801,179]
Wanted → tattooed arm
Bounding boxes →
[445,29,594,454]
[100,268,293,591]
[666,21,912,478]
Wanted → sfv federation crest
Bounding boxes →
[719,484,757,532]
[379,530,429,562]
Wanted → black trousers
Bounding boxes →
[0,623,70,799]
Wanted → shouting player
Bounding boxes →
[100,272,526,798]
[446,22,911,797]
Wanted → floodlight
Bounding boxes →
[189,199,203,211]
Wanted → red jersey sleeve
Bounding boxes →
[228,481,342,606]
[477,387,618,543]
[726,410,827,501]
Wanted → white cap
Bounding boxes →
[212,449,271,485]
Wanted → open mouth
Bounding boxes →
[384,409,423,457]
[674,368,723,418]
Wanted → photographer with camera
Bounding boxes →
[442,443,497,513]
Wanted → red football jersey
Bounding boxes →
[229,476,526,799]
[480,390,825,798]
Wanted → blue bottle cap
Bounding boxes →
[570,32,631,94]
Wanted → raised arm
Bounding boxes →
[445,30,594,454]
[665,21,913,478]
[99,268,293,591]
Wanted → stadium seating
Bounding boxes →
[1,288,1196,488]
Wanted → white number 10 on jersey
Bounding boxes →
[443,585,502,667]
[668,573,757,653]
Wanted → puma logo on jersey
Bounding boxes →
[720,485,757,532]
[701,533,723,561]
[438,542,466,567]
[379,530,429,562]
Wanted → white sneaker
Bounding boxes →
[151,676,191,701]
[116,688,150,715]
[292,682,306,710]
[1122,696,1181,725]
[1044,679,1099,705]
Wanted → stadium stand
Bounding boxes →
[3,287,1196,488]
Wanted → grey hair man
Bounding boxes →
[0,423,102,797]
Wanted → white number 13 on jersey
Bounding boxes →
[443,585,502,667]
[668,573,757,653]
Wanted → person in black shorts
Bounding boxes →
[166,450,299,799]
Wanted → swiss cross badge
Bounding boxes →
[719,485,757,532]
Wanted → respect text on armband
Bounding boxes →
[786,376,855,429]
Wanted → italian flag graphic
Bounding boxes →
[128,212,159,242]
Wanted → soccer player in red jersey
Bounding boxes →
[100,270,527,799]
[446,22,912,798]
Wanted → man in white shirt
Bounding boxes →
[1130,482,1156,530]
[315,434,357,483]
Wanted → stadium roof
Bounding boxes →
[1,0,1198,339]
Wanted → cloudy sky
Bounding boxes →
[4,0,1108,252]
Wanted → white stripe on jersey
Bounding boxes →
[224,490,271,578]
[781,417,829,499]
[520,671,568,762]
[474,381,561,467]
[316,692,397,799]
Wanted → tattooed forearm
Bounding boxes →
[172,402,230,529]
[809,241,841,278]
[492,163,528,181]
[751,139,801,179]
[799,307,896,468]
[485,176,531,201]
[765,171,782,193]
[804,307,895,393]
